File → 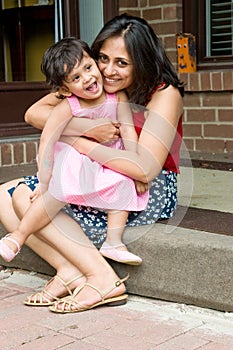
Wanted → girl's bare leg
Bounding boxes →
[106,210,129,249]
[100,210,142,266]
[8,190,66,251]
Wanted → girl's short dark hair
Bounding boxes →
[91,14,183,105]
[41,37,94,91]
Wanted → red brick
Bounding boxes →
[211,72,222,91]
[183,93,201,107]
[163,6,180,20]
[196,139,225,153]
[223,71,233,91]
[179,73,188,89]
[182,138,194,151]
[219,109,233,122]
[225,140,233,153]
[143,8,162,21]
[189,73,200,91]
[119,9,141,16]
[186,109,215,122]
[203,92,232,107]
[151,21,182,36]
[139,0,147,7]
[25,142,38,163]
[204,124,233,138]
[13,143,24,164]
[183,124,202,137]
[149,0,182,5]
[167,50,177,66]
[1,143,12,165]
[201,72,211,91]
[164,35,176,49]
[119,0,138,7]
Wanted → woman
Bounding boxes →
[0,14,183,313]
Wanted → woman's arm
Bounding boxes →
[25,93,120,144]
[25,93,61,130]
[73,86,183,183]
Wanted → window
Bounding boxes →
[0,0,118,137]
[183,0,233,70]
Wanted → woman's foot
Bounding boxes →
[99,241,142,265]
[48,273,129,313]
[0,234,21,262]
[24,273,86,306]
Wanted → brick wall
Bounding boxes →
[0,0,232,171]
[119,0,233,155]
[181,71,233,153]
[0,137,39,168]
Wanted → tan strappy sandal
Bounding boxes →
[48,274,129,313]
[24,274,83,306]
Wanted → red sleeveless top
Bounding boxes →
[133,85,183,174]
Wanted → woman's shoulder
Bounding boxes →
[147,84,183,118]
[150,84,182,103]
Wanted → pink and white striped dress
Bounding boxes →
[48,93,149,211]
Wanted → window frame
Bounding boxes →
[182,0,233,70]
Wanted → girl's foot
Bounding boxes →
[0,234,21,262]
[99,241,142,265]
[24,274,86,306]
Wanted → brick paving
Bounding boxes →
[0,269,233,350]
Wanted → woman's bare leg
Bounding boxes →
[0,180,85,299]
[11,182,127,308]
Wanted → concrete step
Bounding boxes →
[0,164,232,312]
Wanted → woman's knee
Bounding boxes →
[0,179,22,201]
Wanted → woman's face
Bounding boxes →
[97,36,134,94]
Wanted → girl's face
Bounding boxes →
[97,36,134,95]
[62,52,103,101]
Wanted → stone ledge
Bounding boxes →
[1,222,232,313]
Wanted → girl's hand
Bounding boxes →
[134,180,149,194]
[30,186,41,202]
[29,183,47,202]
[86,119,120,144]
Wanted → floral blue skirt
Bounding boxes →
[9,170,177,247]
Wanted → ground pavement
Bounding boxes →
[0,268,233,350]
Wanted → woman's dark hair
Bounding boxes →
[91,14,184,105]
[41,37,94,92]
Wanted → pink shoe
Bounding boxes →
[0,235,21,262]
[100,242,142,265]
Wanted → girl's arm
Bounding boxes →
[116,91,138,152]
[25,93,120,144]
[73,86,183,183]
[37,99,72,191]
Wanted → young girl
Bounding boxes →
[0,37,148,265]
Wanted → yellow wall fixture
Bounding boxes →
[176,33,197,73]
